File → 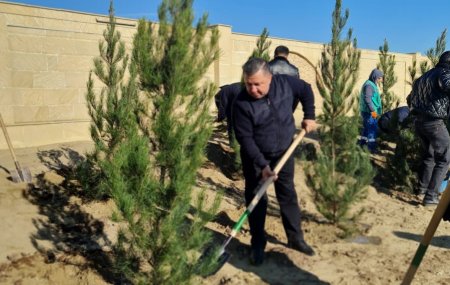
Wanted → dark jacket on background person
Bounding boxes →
[268,56,300,78]
[408,56,450,119]
[233,74,315,169]
[378,106,411,134]
[214,82,242,123]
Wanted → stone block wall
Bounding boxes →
[0,2,428,149]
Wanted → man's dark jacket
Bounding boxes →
[269,56,300,78]
[233,74,315,168]
[408,62,450,119]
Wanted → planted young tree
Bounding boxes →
[112,0,222,283]
[377,39,398,111]
[308,0,374,233]
[249,27,271,61]
[426,28,447,67]
[420,29,447,74]
[407,58,418,86]
[78,1,140,199]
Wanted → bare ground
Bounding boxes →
[1,128,450,285]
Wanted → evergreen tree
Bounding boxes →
[308,0,374,231]
[420,29,447,74]
[79,1,140,198]
[249,27,271,61]
[407,58,417,86]
[112,0,222,283]
[377,39,398,111]
[426,28,447,67]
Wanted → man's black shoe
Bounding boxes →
[287,239,315,256]
[249,248,264,266]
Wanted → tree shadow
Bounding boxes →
[393,231,450,249]
[23,147,126,284]
[205,125,242,181]
[205,227,330,284]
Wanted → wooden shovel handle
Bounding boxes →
[273,129,306,174]
[402,186,450,284]
[0,114,19,163]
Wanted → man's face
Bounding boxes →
[244,69,272,99]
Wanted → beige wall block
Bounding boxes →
[14,105,49,123]
[55,55,93,72]
[0,91,16,106]
[8,34,43,53]
[19,89,44,106]
[33,71,66,88]
[0,68,12,88]
[65,72,90,88]
[0,107,14,125]
[9,52,47,71]
[62,122,91,142]
[49,105,74,121]
[73,103,89,120]
[11,70,33,88]
[42,89,79,105]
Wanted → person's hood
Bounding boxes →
[369,69,384,83]
[436,51,450,69]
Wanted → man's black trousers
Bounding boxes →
[241,151,304,250]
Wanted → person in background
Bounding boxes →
[214,82,242,143]
[408,51,450,206]
[268,45,300,78]
[233,58,316,266]
[269,45,301,110]
[359,68,384,153]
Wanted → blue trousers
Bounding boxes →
[360,112,378,152]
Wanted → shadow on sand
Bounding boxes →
[23,147,126,284]
[393,231,450,249]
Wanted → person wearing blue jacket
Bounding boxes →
[233,58,316,265]
[359,68,384,153]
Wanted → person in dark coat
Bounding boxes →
[233,57,316,265]
[269,45,300,110]
[268,45,300,78]
[214,82,242,143]
[378,106,410,134]
[408,50,450,206]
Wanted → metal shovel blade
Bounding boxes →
[10,167,32,183]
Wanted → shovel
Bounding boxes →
[0,114,32,183]
[203,129,306,273]
[401,184,450,284]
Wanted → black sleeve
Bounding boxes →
[439,69,450,94]
[214,87,227,121]
[286,76,315,120]
[233,101,269,168]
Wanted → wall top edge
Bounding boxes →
[0,1,137,23]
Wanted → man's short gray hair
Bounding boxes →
[242,58,271,77]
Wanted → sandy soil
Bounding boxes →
[1,129,450,285]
